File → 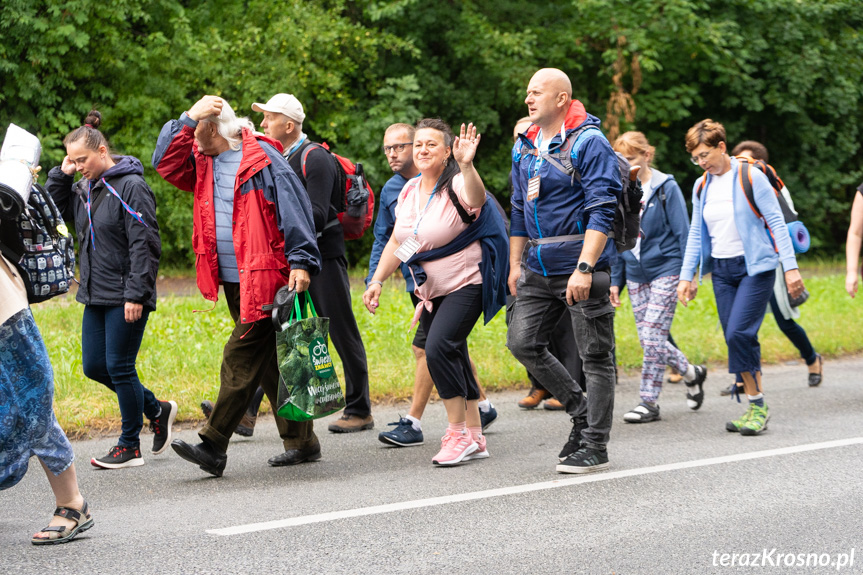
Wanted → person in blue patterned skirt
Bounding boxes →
[0,241,93,545]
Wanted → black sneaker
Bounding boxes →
[558,417,587,462]
[685,365,707,410]
[480,404,498,431]
[91,445,144,469]
[556,446,609,474]
[150,400,178,455]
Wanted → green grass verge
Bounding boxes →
[32,271,862,436]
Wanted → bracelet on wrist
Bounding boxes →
[368,280,383,289]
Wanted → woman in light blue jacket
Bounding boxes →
[610,132,707,424]
[678,120,805,436]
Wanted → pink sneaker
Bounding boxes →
[432,428,477,465]
[463,434,489,461]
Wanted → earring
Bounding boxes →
[443,157,449,167]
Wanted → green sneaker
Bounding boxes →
[725,404,754,433]
[739,404,770,436]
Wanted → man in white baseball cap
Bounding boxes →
[251,94,306,155]
[251,93,375,440]
[252,93,305,122]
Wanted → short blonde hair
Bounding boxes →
[613,131,655,165]
[512,116,532,142]
[685,119,726,154]
[385,123,415,141]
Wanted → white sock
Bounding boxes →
[406,414,422,431]
[478,399,492,413]
[683,364,697,383]
[747,393,764,401]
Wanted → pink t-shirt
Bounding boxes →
[394,173,483,307]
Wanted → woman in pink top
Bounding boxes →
[364,118,488,465]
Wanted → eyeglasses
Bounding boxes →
[382,143,413,154]
[690,148,715,165]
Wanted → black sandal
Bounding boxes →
[808,354,823,387]
[31,502,94,545]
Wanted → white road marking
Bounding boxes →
[207,437,863,536]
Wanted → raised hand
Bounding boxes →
[61,156,76,176]
[187,95,224,122]
[452,122,481,167]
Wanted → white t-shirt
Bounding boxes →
[702,169,745,259]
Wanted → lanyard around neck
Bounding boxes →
[286,134,307,158]
[86,178,149,251]
[412,178,440,237]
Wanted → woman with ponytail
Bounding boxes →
[46,110,175,469]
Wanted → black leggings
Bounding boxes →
[419,284,483,400]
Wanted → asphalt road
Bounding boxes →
[3,356,863,574]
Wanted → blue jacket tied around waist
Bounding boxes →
[405,192,509,325]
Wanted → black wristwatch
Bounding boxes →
[576,261,595,274]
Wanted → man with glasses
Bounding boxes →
[369,123,498,447]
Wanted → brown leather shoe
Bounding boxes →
[235,412,256,437]
[202,400,256,437]
[518,388,551,409]
[543,398,565,411]
[327,414,374,433]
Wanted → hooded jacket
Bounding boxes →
[46,156,161,309]
[511,100,621,275]
[152,114,321,323]
[611,169,690,287]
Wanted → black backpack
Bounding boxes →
[528,126,643,253]
[0,183,76,303]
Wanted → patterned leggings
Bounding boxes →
[628,275,691,403]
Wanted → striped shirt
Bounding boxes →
[213,146,242,282]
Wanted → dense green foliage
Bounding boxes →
[3,0,862,266]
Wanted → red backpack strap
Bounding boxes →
[299,142,325,179]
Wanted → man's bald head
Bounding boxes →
[531,68,572,99]
[525,68,572,131]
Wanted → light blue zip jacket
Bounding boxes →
[680,157,798,282]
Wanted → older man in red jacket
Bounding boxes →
[152,95,321,477]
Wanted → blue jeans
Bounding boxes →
[507,267,616,449]
[82,305,160,447]
[711,257,775,378]
[768,294,817,365]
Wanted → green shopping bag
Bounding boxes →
[274,289,346,421]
